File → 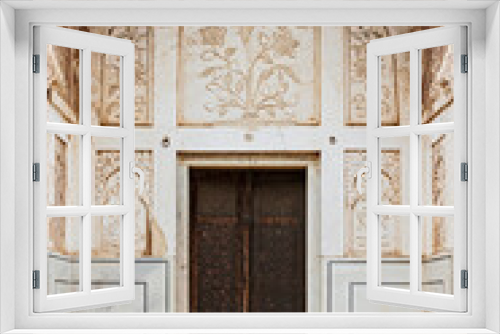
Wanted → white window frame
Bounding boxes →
[365,26,467,312]
[6,3,495,332]
[33,26,137,312]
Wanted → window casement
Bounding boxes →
[365,26,467,312]
[33,26,143,312]
[29,23,470,317]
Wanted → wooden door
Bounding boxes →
[189,169,306,312]
[250,171,306,312]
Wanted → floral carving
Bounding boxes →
[178,26,320,126]
[343,26,434,127]
[200,27,227,46]
[67,26,156,127]
[343,149,404,258]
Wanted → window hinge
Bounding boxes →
[33,54,40,73]
[461,54,468,73]
[461,162,468,181]
[33,163,40,182]
[32,270,40,289]
[461,270,468,289]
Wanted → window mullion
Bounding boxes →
[90,205,129,216]
[413,123,454,135]
[46,123,89,135]
[81,48,92,295]
[411,206,454,216]
[409,48,419,295]
[46,206,89,216]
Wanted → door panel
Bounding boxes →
[190,216,241,312]
[189,171,242,312]
[189,169,306,312]
[251,171,306,312]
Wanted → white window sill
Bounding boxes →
[4,330,497,334]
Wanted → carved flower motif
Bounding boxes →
[272,28,299,58]
[200,27,227,47]
[238,27,254,45]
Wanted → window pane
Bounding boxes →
[420,216,454,295]
[92,137,122,205]
[421,45,454,124]
[47,133,80,206]
[47,216,81,295]
[47,45,81,124]
[420,133,454,206]
[379,215,410,290]
[91,215,121,290]
[379,137,409,205]
[77,150,165,313]
[92,52,121,127]
[380,52,410,126]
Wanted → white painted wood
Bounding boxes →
[409,46,419,298]
[366,25,379,313]
[412,123,455,135]
[2,329,498,334]
[46,123,130,138]
[366,26,468,312]
[121,34,136,302]
[81,43,91,298]
[46,207,89,217]
[411,206,455,216]
[12,7,486,331]
[371,126,412,138]
[33,26,136,312]
[371,124,456,138]
[485,3,500,333]
[0,2,16,333]
[372,205,411,215]
[4,0,497,10]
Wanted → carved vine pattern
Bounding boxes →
[194,26,306,120]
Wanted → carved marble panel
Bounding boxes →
[68,26,156,127]
[343,149,405,258]
[177,26,321,126]
[343,26,434,127]
[92,149,166,258]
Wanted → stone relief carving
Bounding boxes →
[343,26,432,127]
[343,149,405,258]
[178,26,321,126]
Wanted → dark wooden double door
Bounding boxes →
[189,169,306,312]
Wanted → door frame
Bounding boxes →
[175,152,321,312]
